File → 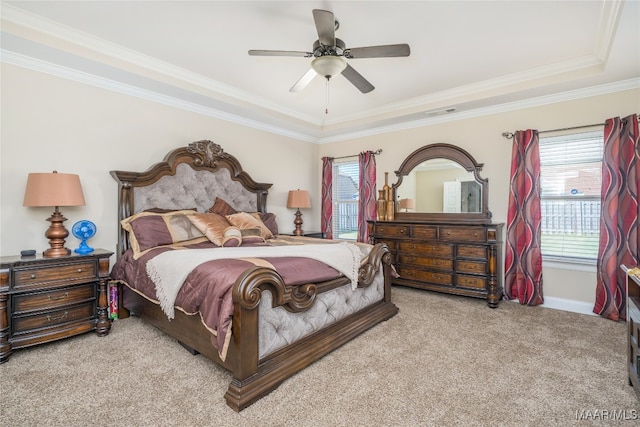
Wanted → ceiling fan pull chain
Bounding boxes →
[325,77,330,114]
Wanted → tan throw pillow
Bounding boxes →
[226,212,274,240]
[188,213,232,246]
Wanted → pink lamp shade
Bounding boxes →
[399,198,415,211]
[23,171,86,257]
[23,172,86,207]
[287,189,311,236]
[286,190,311,209]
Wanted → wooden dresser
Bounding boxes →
[370,220,503,307]
[0,249,113,363]
[623,265,640,399]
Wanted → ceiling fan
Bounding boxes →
[248,9,410,94]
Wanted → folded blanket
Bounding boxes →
[146,242,362,319]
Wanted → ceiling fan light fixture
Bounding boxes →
[311,56,347,79]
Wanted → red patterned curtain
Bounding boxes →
[358,151,377,242]
[504,129,544,305]
[321,156,334,240]
[593,114,639,321]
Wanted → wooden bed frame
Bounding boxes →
[110,140,399,411]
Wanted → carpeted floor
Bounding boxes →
[1,286,638,426]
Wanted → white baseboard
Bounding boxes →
[505,296,596,316]
[540,296,596,316]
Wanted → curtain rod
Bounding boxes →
[331,149,382,160]
[501,114,639,139]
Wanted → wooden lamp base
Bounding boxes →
[292,208,304,236]
[43,207,71,257]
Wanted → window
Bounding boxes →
[539,131,603,262]
[332,160,359,240]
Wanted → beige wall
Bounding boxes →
[318,88,639,308]
[0,63,318,259]
[2,61,638,309]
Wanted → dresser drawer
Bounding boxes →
[397,267,452,285]
[375,225,409,238]
[456,274,487,289]
[457,245,487,259]
[398,255,453,270]
[440,227,486,242]
[412,226,437,239]
[399,242,454,257]
[13,283,95,314]
[376,239,397,251]
[12,302,96,333]
[456,260,487,275]
[14,261,96,290]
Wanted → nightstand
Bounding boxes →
[287,231,326,239]
[0,249,113,363]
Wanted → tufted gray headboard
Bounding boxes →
[110,140,272,257]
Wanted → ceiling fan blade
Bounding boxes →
[290,68,317,92]
[346,44,411,58]
[313,9,336,47]
[248,50,312,57]
[341,64,374,93]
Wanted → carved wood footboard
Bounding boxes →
[118,243,396,411]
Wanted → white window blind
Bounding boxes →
[332,160,359,240]
[539,131,603,262]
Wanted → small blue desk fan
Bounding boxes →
[72,220,96,254]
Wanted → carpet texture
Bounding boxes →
[1,286,638,426]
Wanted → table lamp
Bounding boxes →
[23,171,86,257]
[399,198,415,212]
[286,189,311,236]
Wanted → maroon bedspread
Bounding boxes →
[110,242,342,359]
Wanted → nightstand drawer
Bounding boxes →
[13,284,95,314]
[13,302,95,333]
[14,261,96,289]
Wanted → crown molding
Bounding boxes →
[1,49,319,143]
[3,48,636,145]
[317,78,640,144]
[0,3,323,127]
[2,1,625,133]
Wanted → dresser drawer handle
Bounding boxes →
[47,311,68,322]
[379,228,385,232]
[48,292,69,301]
[400,229,405,234]
[77,268,83,273]
[30,273,36,279]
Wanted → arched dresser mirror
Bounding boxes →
[392,143,491,223]
[369,143,503,308]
